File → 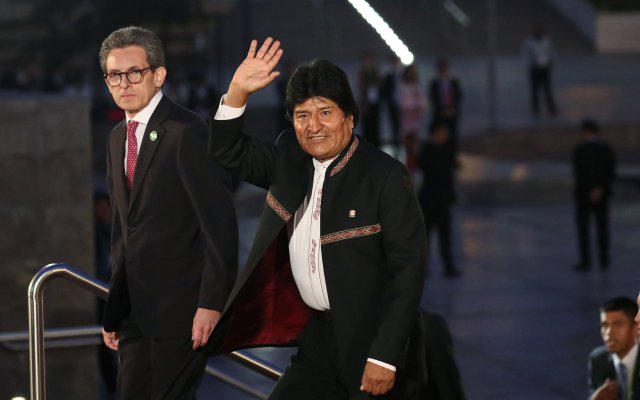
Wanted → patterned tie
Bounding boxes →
[125,120,139,191]
[618,363,628,400]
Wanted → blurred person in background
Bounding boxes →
[398,64,427,173]
[572,119,616,272]
[94,193,117,399]
[418,122,459,278]
[358,52,382,148]
[380,54,403,155]
[419,310,466,399]
[188,72,220,119]
[522,25,557,117]
[428,58,462,159]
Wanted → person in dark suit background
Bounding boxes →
[208,38,428,399]
[380,54,402,153]
[99,26,238,399]
[93,193,117,398]
[418,122,459,278]
[358,52,382,148]
[588,296,640,400]
[276,59,296,132]
[572,119,616,271]
[428,58,462,158]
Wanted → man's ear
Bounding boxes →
[154,67,167,88]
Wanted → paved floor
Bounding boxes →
[198,153,640,399]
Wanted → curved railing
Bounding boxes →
[26,263,282,400]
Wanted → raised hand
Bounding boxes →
[225,37,283,107]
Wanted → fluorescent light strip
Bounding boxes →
[347,0,415,65]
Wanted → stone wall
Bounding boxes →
[546,0,597,42]
[0,93,98,399]
[596,12,640,53]
[547,0,640,53]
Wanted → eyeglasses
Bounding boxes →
[104,67,152,87]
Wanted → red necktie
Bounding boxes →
[125,120,139,191]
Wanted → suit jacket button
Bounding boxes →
[128,226,136,233]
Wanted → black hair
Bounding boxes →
[600,297,638,322]
[285,59,359,128]
[580,118,599,134]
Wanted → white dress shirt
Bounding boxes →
[288,158,332,310]
[214,95,396,372]
[124,90,163,168]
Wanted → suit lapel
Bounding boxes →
[128,97,170,213]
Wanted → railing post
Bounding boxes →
[27,263,111,400]
[28,263,69,400]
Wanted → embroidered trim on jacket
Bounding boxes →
[266,191,291,222]
[320,223,382,245]
[330,136,359,177]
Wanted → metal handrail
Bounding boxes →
[1,325,103,343]
[27,263,283,400]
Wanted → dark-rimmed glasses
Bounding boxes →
[104,67,152,87]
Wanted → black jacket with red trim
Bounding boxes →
[207,115,428,388]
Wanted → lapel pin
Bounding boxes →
[149,131,158,141]
[349,209,356,218]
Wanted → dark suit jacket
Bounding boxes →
[572,140,616,201]
[429,77,462,122]
[207,115,428,389]
[418,141,456,208]
[103,96,238,338]
[589,345,640,399]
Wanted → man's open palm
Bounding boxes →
[230,37,283,96]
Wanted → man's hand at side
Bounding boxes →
[192,308,221,349]
[225,37,283,108]
[360,361,395,396]
[102,328,119,351]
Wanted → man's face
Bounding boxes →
[437,63,449,77]
[579,129,591,141]
[104,46,166,118]
[433,126,449,145]
[600,310,637,357]
[293,96,354,162]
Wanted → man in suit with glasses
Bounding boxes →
[99,26,238,399]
